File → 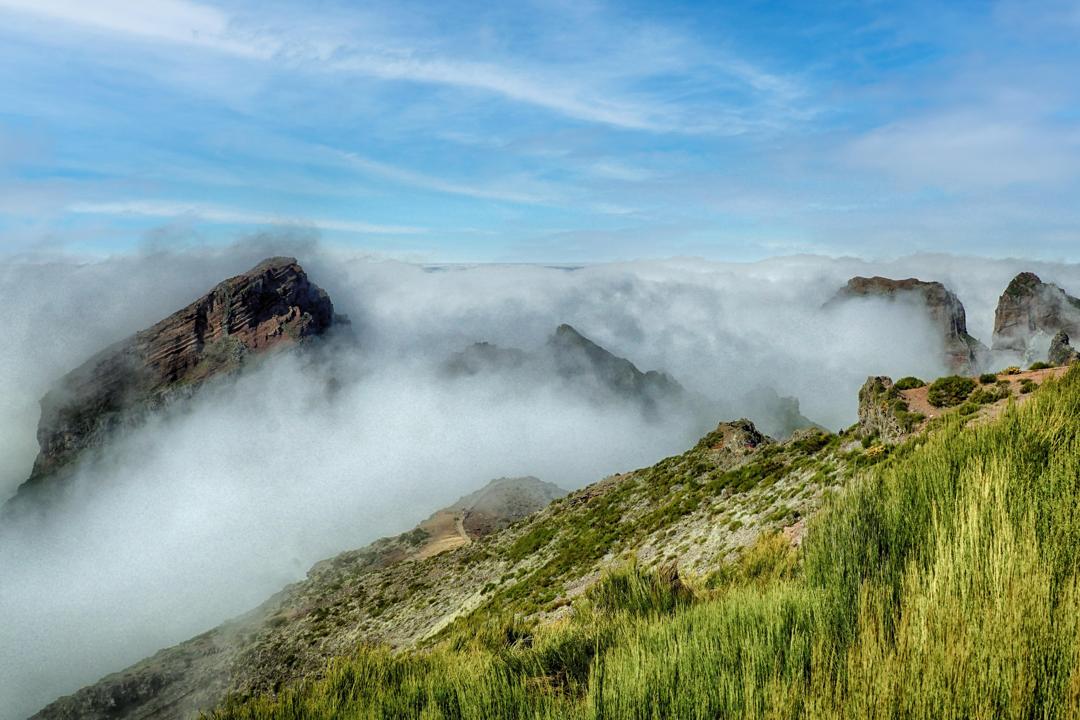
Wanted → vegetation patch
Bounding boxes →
[927,375,977,407]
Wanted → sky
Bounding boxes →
[1,0,1079,262]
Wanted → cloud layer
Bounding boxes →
[3,243,1080,718]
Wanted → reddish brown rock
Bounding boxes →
[21,257,335,490]
[991,272,1080,360]
[827,276,987,374]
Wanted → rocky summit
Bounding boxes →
[992,272,1080,362]
[11,257,336,505]
[826,276,987,374]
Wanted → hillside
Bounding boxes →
[36,415,854,718]
[205,363,1080,719]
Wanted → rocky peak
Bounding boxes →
[449,476,568,536]
[827,276,987,374]
[857,376,923,444]
[992,272,1080,360]
[16,257,336,497]
[547,324,682,402]
[1049,331,1080,366]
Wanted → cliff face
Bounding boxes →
[992,273,1080,361]
[18,257,336,496]
[827,276,987,374]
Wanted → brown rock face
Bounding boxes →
[20,257,335,492]
[991,273,1080,360]
[827,276,987,374]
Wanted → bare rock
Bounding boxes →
[992,272,1080,361]
[1049,331,1080,366]
[14,257,336,500]
[857,376,918,443]
[827,276,987,374]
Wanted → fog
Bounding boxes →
[2,241,1079,719]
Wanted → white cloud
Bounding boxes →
[67,200,425,235]
[847,113,1080,190]
[0,0,271,57]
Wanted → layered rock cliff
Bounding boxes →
[827,276,987,374]
[12,257,336,503]
[991,272,1080,362]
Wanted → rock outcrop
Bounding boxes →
[827,276,987,374]
[546,324,684,408]
[12,257,336,503]
[443,324,686,416]
[1049,331,1080,366]
[992,272,1080,362]
[857,376,923,443]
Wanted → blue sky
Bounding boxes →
[1,0,1079,262]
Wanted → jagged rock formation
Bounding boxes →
[444,325,819,438]
[827,276,987,374]
[857,376,923,443]
[10,257,336,506]
[1049,331,1080,366]
[992,272,1080,362]
[443,324,685,416]
[546,324,683,407]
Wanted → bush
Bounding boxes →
[1029,361,1053,371]
[894,376,925,391]
[979,373,998,385]
[1020,378,1037,394]
[1004,366,1022,375]
[927,375,977,408]
[970,384,1010,405]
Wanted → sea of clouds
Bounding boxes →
[2,238,1079,718]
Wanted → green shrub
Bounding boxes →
[1020,378,1037,394]
[1029,361,1053,371]
[894,376,925,391]
[979,373,998,384]
[585,562,694,616]
[927,375,977,407]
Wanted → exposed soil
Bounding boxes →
[413,511,472,560]
[901,366,1068,422]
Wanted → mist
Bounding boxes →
[2,241,1079,719]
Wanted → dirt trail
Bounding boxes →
[902,366,1068,422]
[413,510,472,560]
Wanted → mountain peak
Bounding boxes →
[13,257,336,501]
[992,273,1080,359]
[827,275,986,374]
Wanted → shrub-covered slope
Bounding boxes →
[211,367,1080,719]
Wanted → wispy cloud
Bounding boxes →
[0,0,797,134]
[68,200,425,235]
[329,148,556,205]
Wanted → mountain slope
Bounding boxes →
[208,365,1080,719]
[30,476,565,720]
[35,411,854,719]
